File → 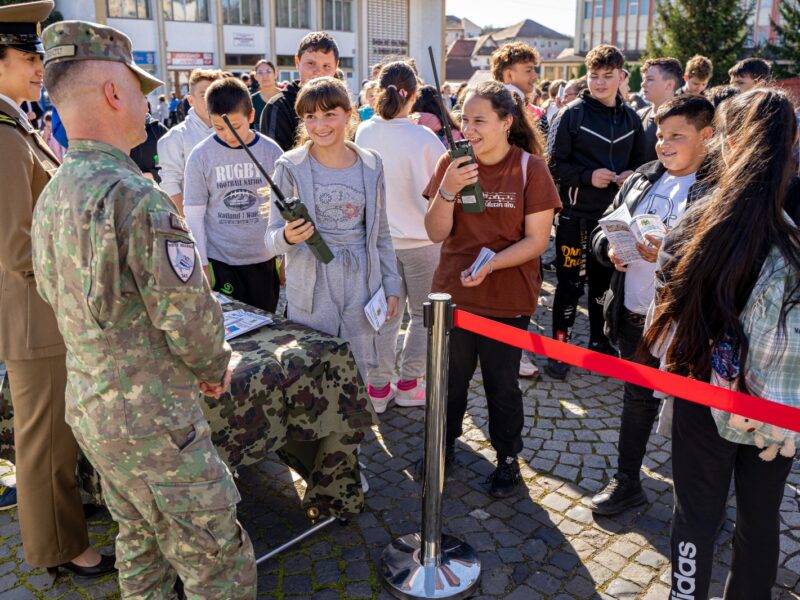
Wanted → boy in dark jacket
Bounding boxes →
[546,44,646,379]
[588,94,714,515]
[259,31,339,151]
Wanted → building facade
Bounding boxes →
[445,14,481,47]
[56,0,444,97]
[573,0,784,60]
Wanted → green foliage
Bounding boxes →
[645,0,754,85]
[627,63,643,92]
[769,0,800,78]
[0,0,61,27]
[578,62,587,77]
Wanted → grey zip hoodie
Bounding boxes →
[264,141,401,313]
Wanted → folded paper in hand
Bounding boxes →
[469,247,496,278]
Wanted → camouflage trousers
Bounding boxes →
[74,419,256,600]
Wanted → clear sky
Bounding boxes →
[445,0,577,39]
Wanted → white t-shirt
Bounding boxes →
[624,171,695,314]
[355,116,444,250]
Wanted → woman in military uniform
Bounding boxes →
[0,0,114,577]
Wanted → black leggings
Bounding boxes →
[445,314,529,457]
[551,211,612,344]
[670,398,792,600]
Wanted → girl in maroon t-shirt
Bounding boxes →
[423,80,561,497]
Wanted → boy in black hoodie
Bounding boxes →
[545,45,646,379]
[259,32,339,151]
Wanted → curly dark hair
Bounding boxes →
[491,42,540,82]
[585,44,624,71]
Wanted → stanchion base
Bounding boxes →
[380,533,481,599]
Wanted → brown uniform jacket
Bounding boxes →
[0,97,65,360]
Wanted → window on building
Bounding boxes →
[604,0,612,17]
[108,0,150,18]
[276,0,309,28]
[594,0,603,18]
[323,0,353,31]
[640,0,649,15]
[581,33,589,51]
[163,0,209,22]
[584,0,592,19]
[629,0,638,16]
[223,0,262,25]
[617,0,627,16]
[225,54,262,67]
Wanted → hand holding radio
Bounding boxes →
[283,217,315,245]
[441,155,479,197]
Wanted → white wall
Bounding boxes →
[108,18,158,53]
[409,0,444,86]
[164,21,216,54]
[55,0,97,20]
[223,25,269,55]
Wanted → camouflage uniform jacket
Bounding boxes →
[31,140,231,440]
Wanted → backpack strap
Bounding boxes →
[521,150,530,189]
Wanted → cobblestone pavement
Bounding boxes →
[1,269,799,599]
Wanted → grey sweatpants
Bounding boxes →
[288,247,376,381]
[367,243,440,387]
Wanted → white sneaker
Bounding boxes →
[395,381,426,407]
[519,354,540,378]
[368,384,395,414]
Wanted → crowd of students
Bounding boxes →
[6,22,798,598]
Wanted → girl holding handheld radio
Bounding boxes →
[423,81,561,497]
[264,76,401,383]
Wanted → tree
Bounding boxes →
[0,0,62,27]
[770,0,800,78]
[626,62,643,92]
[645,0,754,85]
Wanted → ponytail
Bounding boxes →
[375,61,417,120]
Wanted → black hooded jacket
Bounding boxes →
[547,89,647,220]
[259,80,301,152]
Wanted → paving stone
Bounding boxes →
[604,578,642,599]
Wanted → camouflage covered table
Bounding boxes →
[0,300,377,519]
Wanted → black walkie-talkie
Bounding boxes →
[428,46,485,213]
[221,115,334,264]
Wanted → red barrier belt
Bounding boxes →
[453,309,800,433]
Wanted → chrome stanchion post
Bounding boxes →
[380,293,481,599]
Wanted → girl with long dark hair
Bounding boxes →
[423,81,559,497]
[644,88,800,599]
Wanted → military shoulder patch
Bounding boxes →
[166,240,196,283]
[169,213,189,233]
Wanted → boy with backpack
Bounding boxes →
[545,45,646,380]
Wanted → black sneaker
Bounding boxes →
[414,444,456,481]
[588,340,618,357]
[542,260,556,273]
[487,455,521,498]
[589,473,648,515]
[545,358,570,380]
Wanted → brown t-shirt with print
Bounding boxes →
[423,145,561,318]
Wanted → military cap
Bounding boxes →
[0,0,53,56]
[42,20,163,94]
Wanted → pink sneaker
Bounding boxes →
[395,381,426,407]
[368,383,395,414]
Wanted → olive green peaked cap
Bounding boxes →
[0,0,53,55]
[42,20,163,94]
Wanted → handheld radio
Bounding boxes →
[221,115,334,264]
[427,46,485,213]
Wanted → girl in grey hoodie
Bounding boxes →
[264,76,401,387]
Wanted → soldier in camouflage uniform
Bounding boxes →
[31,21,256,598]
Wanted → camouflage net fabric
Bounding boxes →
[0,299,377,519]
